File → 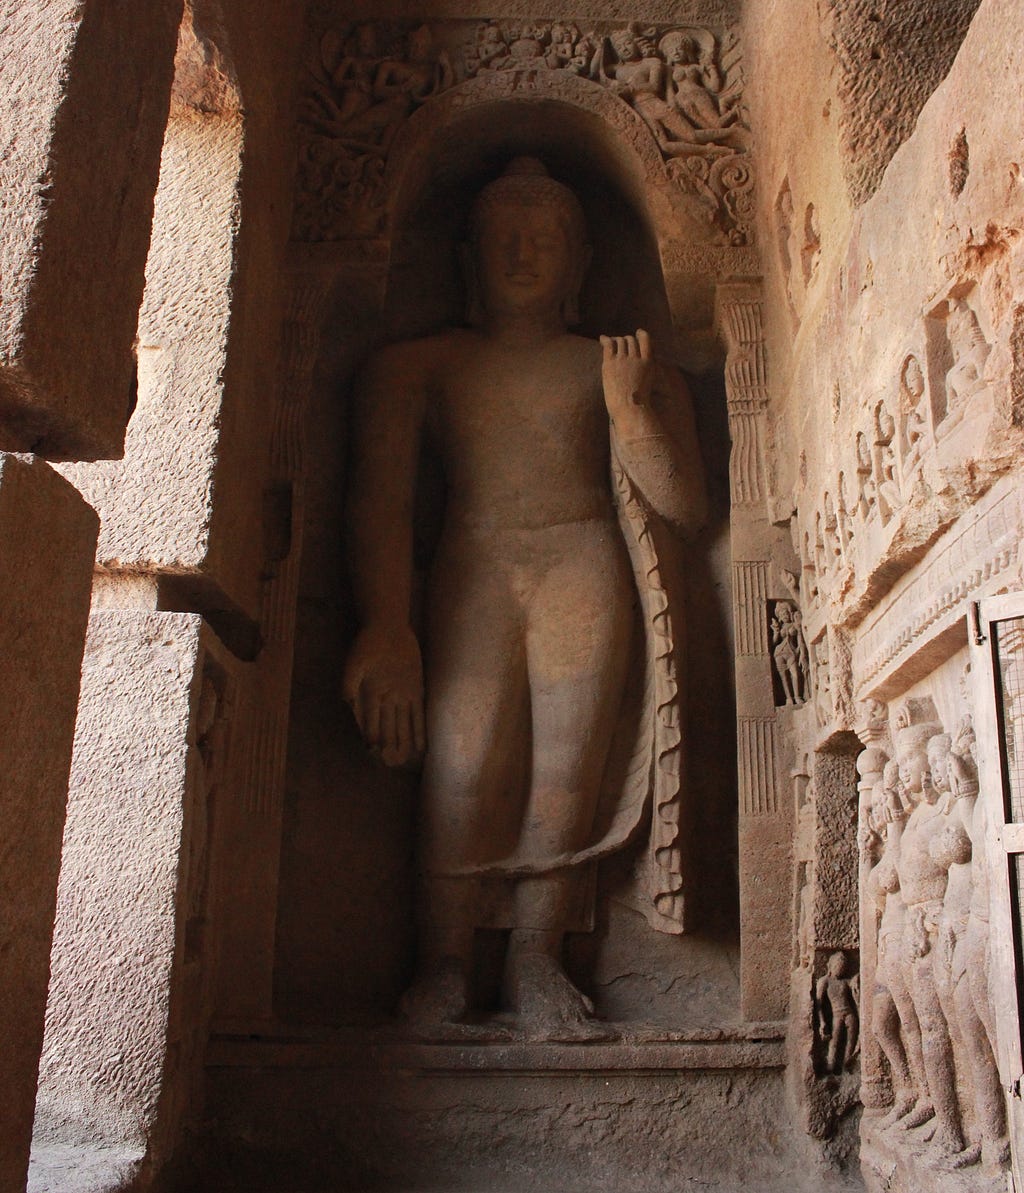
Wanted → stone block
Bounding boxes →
[0,453,97,1193]
[34,611,220,1174]
[0,1,183,460]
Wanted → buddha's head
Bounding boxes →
[464,157,590,327]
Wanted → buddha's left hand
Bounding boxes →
[600,329,656,431]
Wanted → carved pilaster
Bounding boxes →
[242,276,329,818]
[718,287,769,510]
[718,279,788,1021]
[855,701,891,1110]
[739,717,780,816]
[734,561,770,656]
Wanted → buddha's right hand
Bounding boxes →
[343,624,426,768]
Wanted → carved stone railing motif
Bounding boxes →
[292,18,754,245]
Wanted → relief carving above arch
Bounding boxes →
[292,18,754,247]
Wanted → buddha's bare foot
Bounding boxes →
[898,1099,934,1130]
[398,955,469,1029]
[947,1141,982,1169]
[504,953,613,1042]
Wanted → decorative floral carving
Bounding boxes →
[292,19,754,244]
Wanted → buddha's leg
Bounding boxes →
[405,549,526,1021]
[505,522,632,1025]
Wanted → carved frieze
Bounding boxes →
[292,18,754,245]
[794,284,1005,640]
[853,481,1023,697]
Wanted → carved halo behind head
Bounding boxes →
[463,156,592,326]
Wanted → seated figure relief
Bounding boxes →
[343,158,706,1039]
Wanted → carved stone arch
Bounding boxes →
[388,74,687,253]
[379,88,685,349]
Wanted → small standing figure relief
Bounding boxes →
[836,472,855,563]
[865,763,933,1127]
[894,721,975,1163]
[797,858,815,971]
[900,354,928,471]
[944,668,1011,1168]
[944,298,991,422]
[873,402,903,523]
[771,600,809,706]
[822,491,843,573]
[854,431,877,522]
[816,952,860,1074]
[801,530,819,609]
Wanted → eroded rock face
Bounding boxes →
[824,0,982,207]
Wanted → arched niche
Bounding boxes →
[382,96,675,347]
[378,71,746,349]
[274,85,740,1029]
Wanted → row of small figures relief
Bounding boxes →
[793,299,993,609]
[306,20,744,136]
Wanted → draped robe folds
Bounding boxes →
[438,421,690,937]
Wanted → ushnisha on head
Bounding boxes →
[464,157,591,326]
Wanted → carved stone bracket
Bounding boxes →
[292,18,754,246]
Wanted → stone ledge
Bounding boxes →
[207,1022,787,1074]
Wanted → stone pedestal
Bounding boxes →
[35,611,235,1181]
[0,1,182,459]
[199,1029,809,1192]
[0,453,97,1193]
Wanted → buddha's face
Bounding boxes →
[474,201,576,320]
